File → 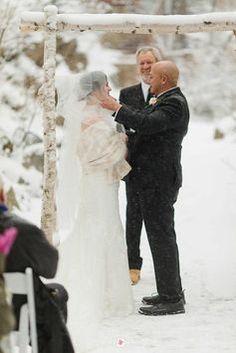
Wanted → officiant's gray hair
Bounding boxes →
[136,46,164,62]
[76,71,107,101]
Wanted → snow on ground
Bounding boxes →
[71,120,236,353]
[2,120,235,352]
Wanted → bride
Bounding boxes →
[56,71,134,352]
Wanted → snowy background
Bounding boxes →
[0,0,236,352]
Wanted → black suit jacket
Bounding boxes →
[119,83,146,110]
[119,83,148,165]
[116,87,190,189]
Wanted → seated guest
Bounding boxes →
[0,174,74,353]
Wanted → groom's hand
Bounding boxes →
[100,95,122,113]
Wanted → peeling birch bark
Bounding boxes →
[40,5,58,243]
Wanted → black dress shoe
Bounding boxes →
[142,290,186,306]
[139,300,185,316]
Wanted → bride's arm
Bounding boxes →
[87,132,128,168]
[81,116,101,131]
[78,121,128,168]
[118,132,128,143]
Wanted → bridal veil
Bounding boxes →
[55,71,108,244]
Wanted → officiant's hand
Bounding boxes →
[100,95,122,113]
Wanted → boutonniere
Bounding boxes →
[149,97,159,105]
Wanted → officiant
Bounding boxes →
[119,46,163,285]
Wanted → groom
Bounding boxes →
[100,60,189,316]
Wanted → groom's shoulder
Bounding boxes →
[161,88,187,104]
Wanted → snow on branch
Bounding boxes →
[20,11,236,34]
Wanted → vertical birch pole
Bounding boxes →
[40,5,58,243]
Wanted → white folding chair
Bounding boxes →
[3,267,38,353]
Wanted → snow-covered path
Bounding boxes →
[74,121,236,353]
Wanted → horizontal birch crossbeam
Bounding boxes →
[20,11,236,34]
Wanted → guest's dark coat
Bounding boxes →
[0,212,74,353]
[116,87,189,190]
[1,213,58,277]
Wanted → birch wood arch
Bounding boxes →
[20,5,236,242]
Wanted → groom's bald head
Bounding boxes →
[150,61,179,95]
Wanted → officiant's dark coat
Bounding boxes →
[120,83,146,110]
[115,87,189,300]
[119,83,149,160]
[119,83,153,271]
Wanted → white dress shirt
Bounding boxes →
[141,80,150,102]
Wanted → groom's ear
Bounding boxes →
[161,74,168,85]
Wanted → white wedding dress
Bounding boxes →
[56,103,133,352]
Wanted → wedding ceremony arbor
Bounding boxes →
[20,5,236,242]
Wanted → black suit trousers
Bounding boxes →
[125,180,143,270]
[127,180,183,300]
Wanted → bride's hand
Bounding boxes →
[100,96,122,112]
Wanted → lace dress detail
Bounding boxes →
[57,118,133,352]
